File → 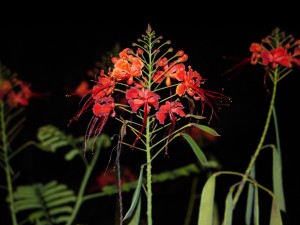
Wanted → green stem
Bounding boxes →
[146,116,153,225]
[0,102,18,225]
[232,69,278,206]
[65,137,104,225]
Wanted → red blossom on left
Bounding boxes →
[0,78,36,108]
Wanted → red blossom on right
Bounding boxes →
[249,28,300,70]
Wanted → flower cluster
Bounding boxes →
[0,64,34,108]
[70,25,230,151]
[250,28,300,80]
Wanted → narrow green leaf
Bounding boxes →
[44,190,74,202]
[123,164,144,221]
[47,196,76,207]
[181,133,208,165]
[28,210,44,221]
[272,149,286,212]
[49,206,73,215]
[14,186,39,198]
[190,123,220,136]
[213,203,220,225]
[42,181,58,191]
[43,184,68,196]
[254,185,259,225]
[127,196,141,225]
[198,174,216,225]
[64,149,80,161]
[222,189,233,225]
[246,166,255,225]
[269,199,283,225]
[52,215,71,223]
[185,114,206,120]
[15,202,42,212]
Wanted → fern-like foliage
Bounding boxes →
[14,180,76,225]
[37,124,85,162]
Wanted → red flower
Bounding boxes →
[153,61,186,86]
[111,48,144,85]
[156,101,185,125]
[126,86,160,147]
[7,91,29,107]
[175,66,204,100]
[250,42,264,65]
[0,79,12,100]
[175,66,229,121]
[92,70,115,99]
[74,81,90,97]
[261,47,292,69]
[126,87,160,113]
[5,80,35,107]
[92,97,115,117]
[96,167,136,189]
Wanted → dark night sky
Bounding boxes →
[1,22,299,224]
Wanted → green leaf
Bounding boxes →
[123,164,145,221]
[269,199,283,225]
[181,132,208,165]
[198,174,216,225]
[37,125,75,152]
[49,206,73,215]
[14,180,75,224]
[245,166,255,225]
[254,184,259,225]
[127,196,141,225]
[185,114,206,120]
[222,189,233,225]
[190,123,220,136]
[65,149,80,161]
[272,148,286,212]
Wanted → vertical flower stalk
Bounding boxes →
[233,28,300,207]
[70,24,230,224]
[0,63,36,225]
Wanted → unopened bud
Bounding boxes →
[176,50,184,56]
[111,57,118,63]
[178,54,188,62]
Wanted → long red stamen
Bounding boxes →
[131,103,148,149]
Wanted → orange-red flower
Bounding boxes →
[92,70,115,99]
[0,79,12,100]
[250,42,264,65]
[74,81,90,97]
[175,66,229,121]
[126,87,160,113]
[96,167,136,188]
[92,97,115,117]
[111,48,144,85]
[175,66,204,100]
[261,47,292,69]
[156,101,185,125]
[7,91,29,107]
[0,79,35,107]
[153,62,186,86]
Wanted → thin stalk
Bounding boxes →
[184,176,199,225]
[146,116,153,225]
[1,102,18,225]
[65,137,104,225]
[232,68,278,207]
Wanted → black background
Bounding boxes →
[1,22,299,225]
